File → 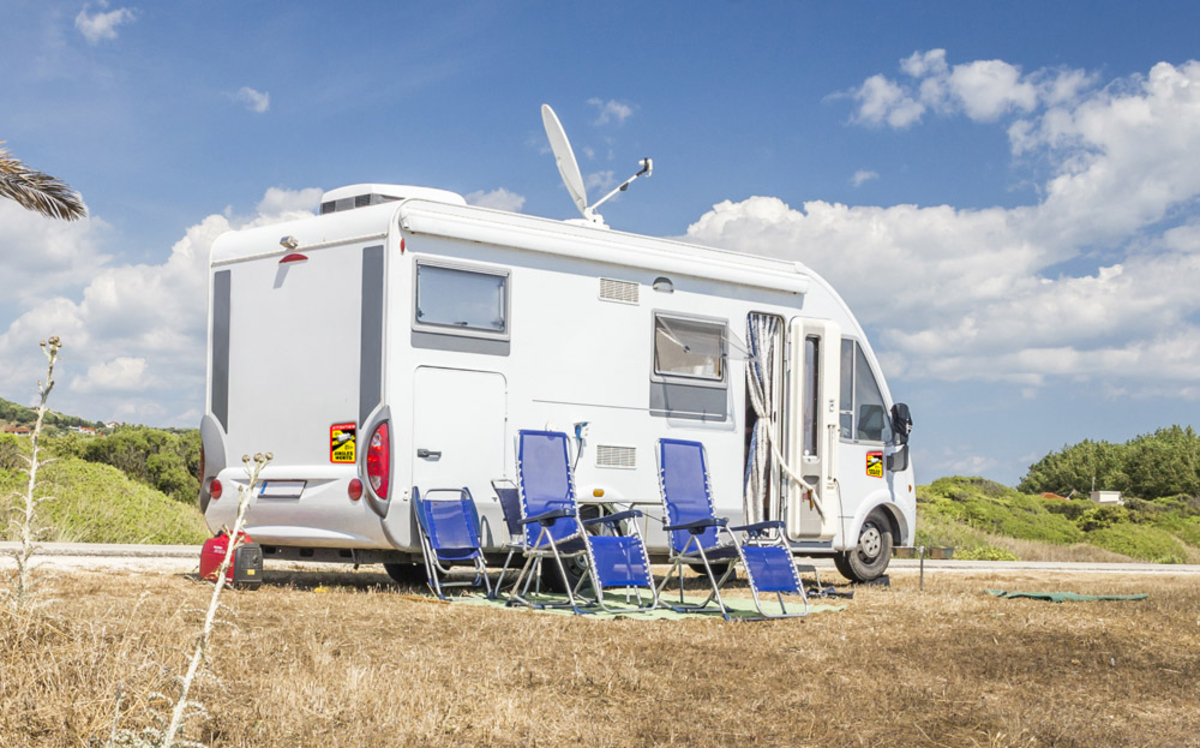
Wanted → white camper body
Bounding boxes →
[200,184,915,580]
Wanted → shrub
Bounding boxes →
[956,545,1020,561]
[1085,524,1188,563]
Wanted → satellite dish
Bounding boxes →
[541,103,653,226]
[541,105,590,219]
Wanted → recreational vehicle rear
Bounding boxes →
[200,183,915,583]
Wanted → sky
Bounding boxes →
[1,1,1199,486]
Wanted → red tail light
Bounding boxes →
[348,478,363,501]
[366,422,390,499]
[210,478,223,500]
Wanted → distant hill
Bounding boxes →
[918,476,1200,564]
[0,395,101,431]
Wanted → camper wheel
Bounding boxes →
[834,508,893,582]
[383,562,428,587]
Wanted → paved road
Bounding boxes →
[2,542,1198,575]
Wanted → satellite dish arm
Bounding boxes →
[589,158,653,214]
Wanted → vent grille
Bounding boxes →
[599,278,639,304]
[596,445,637,469]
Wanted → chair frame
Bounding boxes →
[657,438,809,621]
[507,430,658,615]
[413,486,493,601]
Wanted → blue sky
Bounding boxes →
[2,1,1199,487]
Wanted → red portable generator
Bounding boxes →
[200,531,263,589]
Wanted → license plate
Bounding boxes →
[259,480,306,499]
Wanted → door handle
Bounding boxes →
[417,448,442,459]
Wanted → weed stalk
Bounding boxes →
[6,335,61,613]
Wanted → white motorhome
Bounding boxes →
[200,180,915,583]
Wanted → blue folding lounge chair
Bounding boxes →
[413,487,493,600]
[657,438,809,620]
[508,430,657,614]
[490,477,525,596]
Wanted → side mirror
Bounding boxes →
[886,446,909,473]
[891,402,913,445]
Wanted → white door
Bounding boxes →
[412,367,508,547]
[785,317,842,540]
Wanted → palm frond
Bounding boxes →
[0,142,86,221]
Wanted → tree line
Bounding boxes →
[1019,425,1200,500]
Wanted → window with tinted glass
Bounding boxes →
[653,315,724,382]
[414,262,509,337]
[839,339,892,443]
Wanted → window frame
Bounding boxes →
[411,258,512,342]
[649,312,728,387]
[838,337,893,445]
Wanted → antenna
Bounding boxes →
[541,103,653,226]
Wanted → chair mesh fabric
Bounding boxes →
[418,496,482,562]
[493,485,524,538]
[588,536,652,588]
[741,545,800,593]
[518,431,581,547]
[659,439,722,553]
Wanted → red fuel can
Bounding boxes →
[200,531,257,584]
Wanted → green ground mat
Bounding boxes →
[986,589,1149,603]
[453,591,845,620]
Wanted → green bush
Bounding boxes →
[0,458,209,544]
[919,477,1082,545]
[956,545,1020,561]
[51,425,201,504]
[1085,524,1187,564]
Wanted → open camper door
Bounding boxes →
[785,317,841,540]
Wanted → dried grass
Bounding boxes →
[1,567,1198,747]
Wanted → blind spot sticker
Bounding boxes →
[866,451,883,478]
[330,423,356,463]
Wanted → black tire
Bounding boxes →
[538,554,588,594]
[383,562,427,586]
[687,561,734,579]
[834,508,893,582]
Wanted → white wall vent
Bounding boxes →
[599,278,639,304]
[596,445,637,469]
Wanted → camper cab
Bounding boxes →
[200,183,915,582]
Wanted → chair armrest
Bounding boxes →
[521,508,575,525]
[581,509,643,527]
[663,517,728,533]
[730,520,785,536]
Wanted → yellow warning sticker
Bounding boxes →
[330,422,356,464]
[866,451,884,479]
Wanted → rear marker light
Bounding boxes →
[366,422,390,499]
[279,253,308,264]
[348,478,363,501]
[210,478,223,500]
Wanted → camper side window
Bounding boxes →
[839,339,892,443]
[653,315,724,382]
[414,262,509,337]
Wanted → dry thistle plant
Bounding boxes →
[3,335,62,614]
[102,451,272,748]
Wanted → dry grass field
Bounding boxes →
[2,565,1198,748]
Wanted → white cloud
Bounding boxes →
[464,188,526,213]
[585,170,616,192]
[851,75,925,128]
[257,186,321,215]
[586,98,634,126]
[75,3,136,44]
[0,187,321,423]
[686,60,1200,398]
[850,49,1091,128]
[70,357,148,393]
[851,170,879,187]
[234,86,270,114]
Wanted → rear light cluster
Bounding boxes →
[366,422,390,499]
